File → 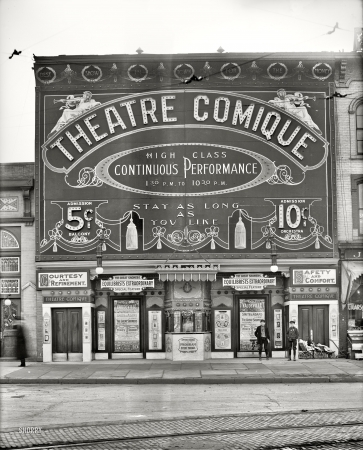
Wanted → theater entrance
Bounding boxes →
[52,308,82,361]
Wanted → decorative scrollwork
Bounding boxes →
[70,234,89,243]
[65,167,103,188]
[188,230,206,244]
[261,224,276,238]
[152,226,166,238]
[96,227,111,240]
[40,220,64,251]
[167,230,185,245]
[205,226,219,238]
[283,233,302,241]
[309,215,333,249]
[206,225,219,249]
[166,227,206,246]
[267,165,304,185]
[153,226,166,249]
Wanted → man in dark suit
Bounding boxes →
[254,319,270,361]
[14,316,27,367]
[286,320,299,361]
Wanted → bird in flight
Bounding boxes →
[9,49,22,59]
[326,23,339,35]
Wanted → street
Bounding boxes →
[1,383,362,430]
[1,360,362,448]
[1,383,363,449]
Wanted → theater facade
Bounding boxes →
[33,53,339,362]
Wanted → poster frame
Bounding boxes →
[211,305,233,352]
[112,297,144,354]
[146,304,165,352]
[237,294,269,354]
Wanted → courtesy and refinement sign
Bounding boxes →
[37,271,89,289]
[34,56,336,261]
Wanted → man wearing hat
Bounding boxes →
[286,320,299,361]
[254,319,271,361]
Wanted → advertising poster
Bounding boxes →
[215,310,231,349]
[148,311,162,350]
[114,300,140,352]
[97,310,106,351]
[34,57,336,263]
[239,298,265,351]
[274,309,283,348]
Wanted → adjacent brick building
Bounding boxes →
[0,163,40,360]
[335,30,363,357]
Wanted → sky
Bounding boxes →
[0,0,362,163]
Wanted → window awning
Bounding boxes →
[156,263,220,282]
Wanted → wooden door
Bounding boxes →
[313,305,329,345]
[298,305,328,345]
[52,308,82,360]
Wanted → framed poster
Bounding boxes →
[239,298,265,351]
[214,310,231,350]
[97,310,106,351]
[148,310,162,350]
[274,309,283,348]
[114,299,140,352]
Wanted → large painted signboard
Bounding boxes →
[34,56,336,261]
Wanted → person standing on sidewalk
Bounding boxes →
[14,316,27,367]
[254,319,270,361]
[286,320,299,361]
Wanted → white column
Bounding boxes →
[42,305,52,362]
[82,305,94,362]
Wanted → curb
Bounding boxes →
[1,375,361,384]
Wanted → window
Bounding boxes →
[352,177,363,238]
[348,276,363,330]
[359,183,363,235]
[349,97,363,157]
[357,104,363,155]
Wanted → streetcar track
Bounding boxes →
[5,421,363,450]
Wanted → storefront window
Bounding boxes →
[195,312,203,332]
[173,311,181,332]
[359,183,363,235]
[182,314,194,332]
[348,279,363,330]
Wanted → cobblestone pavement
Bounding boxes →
[1,408,362,449]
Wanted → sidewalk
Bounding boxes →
[1,358,362,384]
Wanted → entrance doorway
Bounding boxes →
[298,305,329,345]
[52,308,82,361]
[236,296,268,356]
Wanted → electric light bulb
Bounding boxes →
[95,266,104,275]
